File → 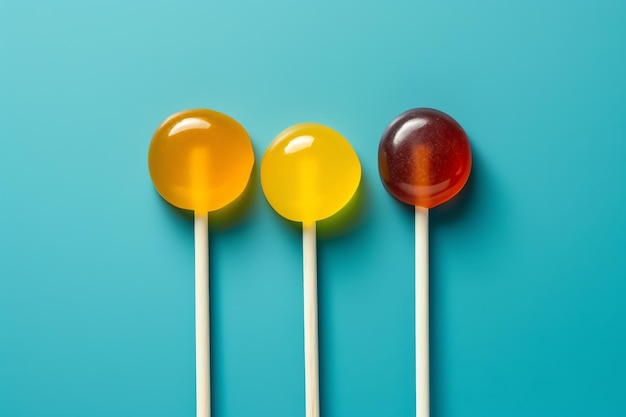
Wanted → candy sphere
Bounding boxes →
[261,123,361,225]
[378,108,471,208]
[148,109,254,212]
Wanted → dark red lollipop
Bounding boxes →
[378,108,472,208]
[378,108,471,417]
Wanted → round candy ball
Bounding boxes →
[148,109,254,212]
[378,108,471,208]
[261,123,361,225]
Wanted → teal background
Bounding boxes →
[1,0,625,416]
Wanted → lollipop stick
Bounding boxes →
[302,222,319,417]
[194,212,210,417]
[415,206,429,417]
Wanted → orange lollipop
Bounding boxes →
[149,109,254,417]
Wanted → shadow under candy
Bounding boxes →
[429,145,483,417]
[316,175,369,417]
[317,173,369,240]
[208,163,259,231]
[153,162,259,230]
[152,162,260,417]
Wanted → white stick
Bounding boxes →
[195,212,210,417]
[415,206,429,417]
[303,222,319,417]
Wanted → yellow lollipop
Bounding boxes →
[261,123,361,417]
[149,109,254,417]
[261,123,361,225]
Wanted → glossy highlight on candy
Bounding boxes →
[378,108,471,208]
[261,123,361,225]
[148,109,254,212]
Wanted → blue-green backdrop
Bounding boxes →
[1,0,625,416]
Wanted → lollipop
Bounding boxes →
[378,108,471,417]
[261,123,361,417]
[148,109,254,417]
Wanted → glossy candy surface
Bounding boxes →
[261,123,361,225]
[148,109,254,212]
[378,108,471,208]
